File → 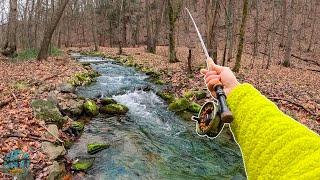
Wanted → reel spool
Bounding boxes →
[192,101,225,138]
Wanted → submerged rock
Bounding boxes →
[47,161,66,180]
[71,158,95,171]
[83,100,99,116]
[31,99,65,127]
[100,98,117,105]
[187,102,202,113]
[87,143,110,154]
[168,98,190,112]
[100,104,129,115]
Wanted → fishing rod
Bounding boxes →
[186,8,233,138]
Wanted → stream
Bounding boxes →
[68,54,246,180]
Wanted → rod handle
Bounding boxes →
[214,85,233,123]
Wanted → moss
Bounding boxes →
[183,90,194,99]
[71,158,94,171]
[168,98,190,112]
[177,111,194,121]
[195,90,207,100]
[187,102,201,113]
[31,99,65,127]
[154,79,165,85]
[71,121,84,132]
[101,98,117,105]
[83,100,99,116]
[156,91,175,103]
[87,143,110,154]
[64,140,74,149]
[11,80,29,90]
[100,104,129,115]
[68,71,100,87]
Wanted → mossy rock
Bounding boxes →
[83,100,99,116]
[71,121,84,132]
[100,104,129,115]
[168,98,190,112]
[87,143,110,154]
[71,158,94,171]
[156,91,175,103]
[195,90,207,100]
[31,99,65,127]
[81,51,105,57]
[68,71,100,87]
[64,140,74,149]
[187,102,201,113]
[101,98,117,105]
[177,111,194,121]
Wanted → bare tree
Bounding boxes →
[1,0,18,57]
[282,0,295,67]
[233,0,248,73]
[37,0,69,60]
[167,0,182,63]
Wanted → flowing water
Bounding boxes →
[68,54,246,180]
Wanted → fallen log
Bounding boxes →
[269,97,317,117]
[291,54,320,67]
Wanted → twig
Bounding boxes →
[11,93,18,104]
[39,124,64,143]
[269,97,317,117]
[1,134,56,143]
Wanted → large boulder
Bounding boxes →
[83,100,99,116]
[87,143,110,154]
[59,98,84,117]
[47,161,66,180]
[31,99,65,127]
[100,104,128,115]
[41,142,66,160]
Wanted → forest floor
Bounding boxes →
[0,54,86,179]
[72,46,320,133]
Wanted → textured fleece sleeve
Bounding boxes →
[226,83,320,180]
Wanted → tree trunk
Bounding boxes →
[2,0,18,57]
[279,0,287,47]
[227,0,234,62]
[250,0,259,68]
[205,0,219,64]
[233,0,248,73]
[168,0,178,63]
[150,0,166,54]
[37,0,69,60]
[146,0,153,52]
[282,0,294,67]
[307,2,317,52]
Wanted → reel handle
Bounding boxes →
[214,85,233,123]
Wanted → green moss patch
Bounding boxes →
[100,98,117,105]
[100,104,129,115]
[68,71,100,86]
[156,91,175,103]
[168,98,190,112]
[187,102,201,113]
[80,51,105,57]
[71,158,94,171]
[83,100,99,116]
[87,143,110,154]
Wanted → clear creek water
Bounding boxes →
[67,54,246,180]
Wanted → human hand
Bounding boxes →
[200,58,239,97]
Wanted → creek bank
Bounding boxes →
[29,56,129,178]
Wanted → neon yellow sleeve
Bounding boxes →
[226,83,320,179]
